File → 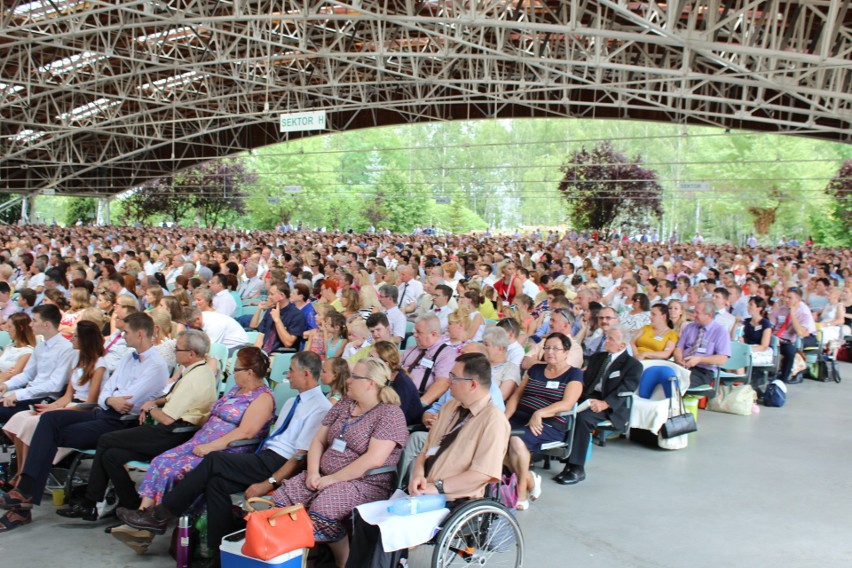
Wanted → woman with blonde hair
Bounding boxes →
[149,308,177,370]
[145,285,165,312]
[369,341,424,426]
[321,357,349,404]
[57,287,90,339]
[158,296,187,334]
[356,269,381,313]
[340,288,363,324]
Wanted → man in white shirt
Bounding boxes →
[188,299,248,352]
[238,262,263,301]
[209,274,237,317]
[712,287,736,333]
[1,312,168,522]
[0,304,75,421]
[518,268,540,300]
[431,284,453,334]
[396,265,424,314]
[378,284,407,345]
[116,352,331,558]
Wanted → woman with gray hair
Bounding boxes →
[482,326,521,400]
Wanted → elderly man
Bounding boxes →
[209,273,237,317]
[0,304,75,421]
[116,352,330,558]
[674,300,731,388]
[346,352,510,567]
[396,265,423,314]
[191,290,249,351]
[378,284,407,344]
[58,329,218,521]
[554,324,642,485]
[400,313,455,405]
[0,313,168,529]
[769,287,817,384]
[238,262,263,301]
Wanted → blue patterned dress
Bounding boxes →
[138,384,274,503]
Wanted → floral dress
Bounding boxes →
[271,397,408,542]
[138,384,274,503]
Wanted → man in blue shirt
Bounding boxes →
[253,281,306,353]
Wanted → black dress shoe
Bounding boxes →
[554,468,586,486]
[56,502,98,521]
[116,507,168,535]
[786,374,804,385]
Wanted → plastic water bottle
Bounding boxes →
[387,494,446,516]
[176,515,191,568]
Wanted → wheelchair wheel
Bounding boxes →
[431,500,524,568]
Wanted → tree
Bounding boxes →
[0,194,22,224]
[65,197,97,226]
[825,159,852,239]
[185,160,256,227]
[557,141,663,231]
[121,178,194,224]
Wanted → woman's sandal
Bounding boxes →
[530,472,543,502]
[0,508,32,531]
[515,499,530,511]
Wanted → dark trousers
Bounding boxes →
[19,408,129,505]
[568,409,607,468]
[689,366,716,388]
[162,449,285,554]
[0,398,47,423]
[778,341,797,383]
[85,423,196,509]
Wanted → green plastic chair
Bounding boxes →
[718,342,753,386]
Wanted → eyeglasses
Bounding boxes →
[234,367,249,373]
[449,373,475,382]
[350,374,372,381]
[542,346,564,352]
[174,348,192,353]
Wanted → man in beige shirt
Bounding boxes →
[347,352,510,565]
[57,329,217,521]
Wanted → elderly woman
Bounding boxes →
[620,292,652,337]
[482,326,522,401]
[505,332,583,510]
[270,358,408,567]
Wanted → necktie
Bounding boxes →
[595,334,608,353]
[398,282,408,308]
[686,326,705,358]
[424,406,471,476]
[262,323,278,353]
[593,354,612,393]
[257,395,301,453]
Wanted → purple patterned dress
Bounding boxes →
[138,384,274,503]
[271,397,408,542]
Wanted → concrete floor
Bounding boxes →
[1,363,850,568]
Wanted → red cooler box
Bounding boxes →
[220,531,306,568]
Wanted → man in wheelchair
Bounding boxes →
[346,352,511,567]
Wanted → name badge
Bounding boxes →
[331,438,347,453]
[653,336,663,342]
[696,347,707,354]
[777,315,786,323]
[426,446,439,457]
[609,371,620,378]
[421,358,434,369]
[753,326,761,332]
[546,380,560,389]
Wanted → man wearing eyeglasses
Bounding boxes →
[522,308,584,370]
[583,307,618,357]
[674,300,731,388]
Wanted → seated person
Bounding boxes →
[743,296,774,372]
[346,312,391,367]
[3,321,106,488]
[57,329,217,522]
[0,313,36,383]
[521,307,584,370]
[115,352,330,558]
[250,281,306,354]
[0,304,76,422]
[267,358,407,567]
[673,300,731,388]
[321,357,350,404]
[346,352,511,567]
[0,312,169,531]
[399,313,455,405]
[370,340,424,426]
[190,290,249,351]
[769,287,817,384]
[554,324,641,486]
[631,303,678,361]
[505,332,583,509]
[482,326,521,400]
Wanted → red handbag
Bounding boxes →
[242,499,315,560]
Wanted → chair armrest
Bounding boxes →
[75,403,98,410]
[120,413,140,422]
[172,425,200,435]
[364,465,396,477]
[228,438,260,448]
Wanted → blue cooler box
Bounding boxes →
[220,531,305,568]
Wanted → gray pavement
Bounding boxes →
[1,362,850,567]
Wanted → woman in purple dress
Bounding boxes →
[271,357,408,568]
[135,346,274,508]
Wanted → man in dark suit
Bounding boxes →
[555,324,641,485]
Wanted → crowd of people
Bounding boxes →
[0,223,849,567]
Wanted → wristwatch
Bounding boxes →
[434,479,445,494]
[267,476,281,489]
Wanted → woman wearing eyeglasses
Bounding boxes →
[505,332,583,510]
[269,357,408,568]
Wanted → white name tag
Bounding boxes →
[653,336,663,342]
[331,438,347,453]
[609,371,620,378]
[426,446,439,457]
[422,358,434,369]
[546,380,560,389]
[777,315,786,323]
[696,347,707,354]
[753,326,761,332]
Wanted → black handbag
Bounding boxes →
[660,382,697,439]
